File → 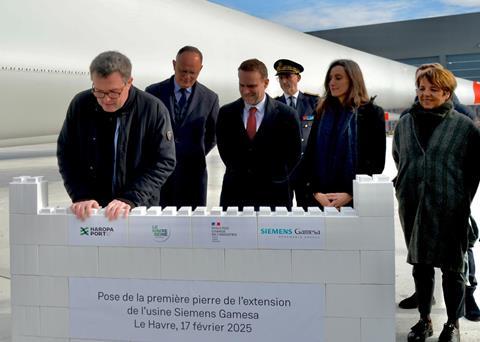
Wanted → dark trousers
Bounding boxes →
[413,264,466,322]
[467,247,477,290]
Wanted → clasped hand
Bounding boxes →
[313,192,352,209]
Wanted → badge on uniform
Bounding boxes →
[166,130,173,141]
[302,115,314,121]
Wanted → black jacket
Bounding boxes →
[303,99,386,203]
[216,95,302,210]
[57,86,176,208]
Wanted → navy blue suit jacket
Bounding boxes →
[276,92,318,152]
[146,76,219,207]
[216,95,302,210]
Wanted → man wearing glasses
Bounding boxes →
[57,51,176,220]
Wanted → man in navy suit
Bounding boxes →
[146,46,219,208]
[274,59,318,208]
[216,59,302,210]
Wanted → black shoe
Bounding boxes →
[465,287,480,322]
[407,319,433,342]
[437,323,460,342]
[399,292,436,309]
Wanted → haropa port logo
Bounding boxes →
[79,226,114,237]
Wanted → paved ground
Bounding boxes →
[0,139,479,341]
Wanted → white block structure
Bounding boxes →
[9,175,395,342]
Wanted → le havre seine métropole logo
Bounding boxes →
[79,226,114,237]
[151,225,170,242]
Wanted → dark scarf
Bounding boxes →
[313,103,357,193]
[410,101,452,150]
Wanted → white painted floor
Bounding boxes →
[0,138,479,341]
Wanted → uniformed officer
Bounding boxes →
[274,59,318,208]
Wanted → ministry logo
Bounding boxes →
[152,225,170,242]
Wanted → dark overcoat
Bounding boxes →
[393,107,480,271]
[216,95,302,210]
[146,76,219,208]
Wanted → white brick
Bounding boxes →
[12,337,68,342]
[11,305,40,335]
[99,247,160,278]
[160,248,225,280]
[9,182,24,214]
[292,250,360,283]
[10,245,38,275]
[325,216,362,250]
[160,248,193,279]
[358,217,395,251]
[69,246,98,277]
[361,251,395,284]
[11,275,39,306]
[40,307,69,338]
[325,317,360,342]
[326,284,395,318]
[10,179,48,214]
[361,318,395,342]
[38,246,68,276]
[9,214,38,245]
[36,213,68,245]
[39,276,69,307]
[70,339,125,342]
[190,249,225,280]
[225,249,292,282]
[325,216,394,251]
[354,178,394,217]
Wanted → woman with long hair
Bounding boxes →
[303,59,385,208]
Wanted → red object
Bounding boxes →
[384,112,389,121]
[246,107,257,140]
[474,82,480,104]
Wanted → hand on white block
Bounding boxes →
[105,199,131,221]
[71,200,100,221]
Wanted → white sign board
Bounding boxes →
[191,215,257,248]
[257,215,325,249]
[69,215,128,245]
[70,278,324,342]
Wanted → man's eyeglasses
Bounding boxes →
[91,83,126,99]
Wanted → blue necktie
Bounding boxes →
[178,88,187,110]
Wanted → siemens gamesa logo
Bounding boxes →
[260,228,293,235]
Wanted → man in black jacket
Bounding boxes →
[273,59,318,208]
[216,59,301,210]
[57,51,176,220]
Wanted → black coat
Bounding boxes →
[146,76,219,208]
[57,86,176,208]
[216,95,302,210]
[303,100,386,204]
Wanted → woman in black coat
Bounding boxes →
[303,59,385,209]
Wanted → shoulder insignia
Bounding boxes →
[166,130,173,141]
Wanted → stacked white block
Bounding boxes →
[9,174,395,342]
